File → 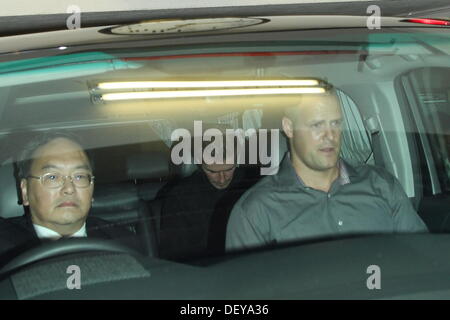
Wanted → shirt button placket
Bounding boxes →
[327,193,342,228]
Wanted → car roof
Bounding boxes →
[1,0,449,18]
[0,15,449,56]
[0,0,449,37]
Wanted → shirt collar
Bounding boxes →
[338,160,351,185]
[278,152,353,188]
[33,223,87,240]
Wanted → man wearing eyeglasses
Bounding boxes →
[18,133,95,239]
[3,131,136,248]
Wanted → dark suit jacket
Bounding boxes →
[0,214,140,263]
[158,166,260,261]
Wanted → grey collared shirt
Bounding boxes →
[226,154,428,251]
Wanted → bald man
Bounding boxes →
[226,91,427,251]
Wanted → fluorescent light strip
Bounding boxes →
[102,87,325,101]
[98,80,320,90]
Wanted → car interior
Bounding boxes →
[0,19,449,298]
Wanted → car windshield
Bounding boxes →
[0,16,450,299]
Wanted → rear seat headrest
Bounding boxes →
[126,152,169,180]
[0,162,24,218]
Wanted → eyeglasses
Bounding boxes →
[27,173,95,189]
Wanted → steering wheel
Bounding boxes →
[0,238,140,275]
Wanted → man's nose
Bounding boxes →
[218,172,226,184]
[324,126,336,141]
[61,176,75,194]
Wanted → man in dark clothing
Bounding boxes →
[0,131,139,263]
[158,160,259,261]
[0,213,138,263]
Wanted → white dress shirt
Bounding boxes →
[33,223,87,240]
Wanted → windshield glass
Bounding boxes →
[0,25,449,299]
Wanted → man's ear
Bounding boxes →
[20,179,29,206]
[282,116,294,139]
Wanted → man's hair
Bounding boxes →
[16,130,92,179]
[284,88,340,125]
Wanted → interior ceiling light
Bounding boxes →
[101,88,326,101]
[94,79,327,102]
[97,80,320,90]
